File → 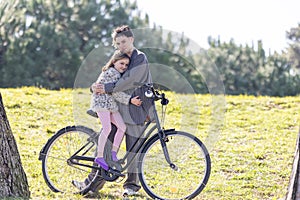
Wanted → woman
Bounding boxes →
[90,50,141,170]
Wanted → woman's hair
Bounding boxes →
[102,50,130,71]
[111,25,134,48]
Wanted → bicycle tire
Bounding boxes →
[138,130,211,200]
[40,125,100,195]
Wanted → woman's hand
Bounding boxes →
[91,83,105,94]
[131,96,142,106]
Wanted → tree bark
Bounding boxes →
[0,92,30,198]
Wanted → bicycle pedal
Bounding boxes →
[108,168,125,177]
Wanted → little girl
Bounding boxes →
[90,50,141,171]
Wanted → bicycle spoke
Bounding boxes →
[41,126,99,194]
[139,131,210,200]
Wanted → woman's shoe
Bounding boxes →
[123,188,138,197]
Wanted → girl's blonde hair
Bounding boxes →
[102,50,130,71]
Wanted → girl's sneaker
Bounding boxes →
[94,157,109,171]
[111,151,118,162]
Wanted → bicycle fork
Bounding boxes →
[158,129,178,171]
[150,89,178,171]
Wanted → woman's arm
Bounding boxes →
[113,92,142,106]
[104,52,150,93]
[91,67,120,94]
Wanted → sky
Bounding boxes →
[135,0,300,53]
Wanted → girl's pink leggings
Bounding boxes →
[96,111,126,157]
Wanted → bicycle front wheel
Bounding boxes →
[138,131,211,200]
[40,126,99,194]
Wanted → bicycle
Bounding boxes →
[38,83,211,200]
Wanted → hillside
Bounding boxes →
[0,87,299,199]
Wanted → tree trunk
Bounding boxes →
[0,92,30,198]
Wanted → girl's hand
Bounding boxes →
[131,96,142,106]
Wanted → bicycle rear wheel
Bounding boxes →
[138,130,211,200]
[40,126,100,195]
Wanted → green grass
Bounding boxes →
[0,87,299,200]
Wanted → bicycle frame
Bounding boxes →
[68,84,175,173]
[68,121,155,170]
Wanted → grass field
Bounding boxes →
[0,87,299,200]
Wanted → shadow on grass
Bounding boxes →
[84,192,149,199]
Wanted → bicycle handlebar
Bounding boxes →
[138,83,169,105]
